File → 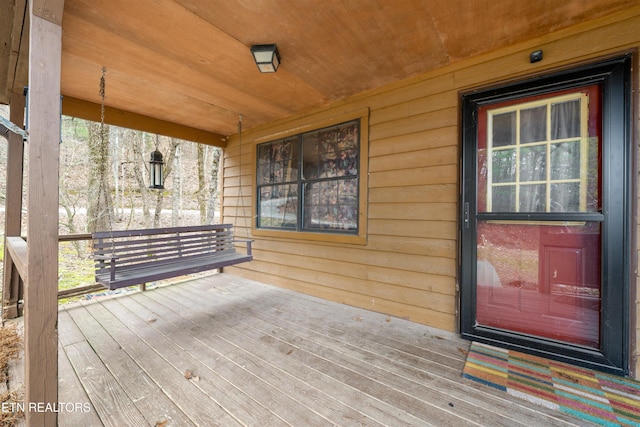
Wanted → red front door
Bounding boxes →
[461,56,631,374]
[474,85,602,349]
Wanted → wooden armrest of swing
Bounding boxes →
[93,254,118,282]
[233,239,254,256]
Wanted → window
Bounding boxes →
[484,92,598,213]
[257,120,360,234]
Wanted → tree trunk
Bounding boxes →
[171,145,181,227]
[59,191,82,256]
[130,129,151,228]
[86,121,114,233]
[60,116,87,255]
[152,137,179,228]
[196,144,206,224]
[206,147,221,224]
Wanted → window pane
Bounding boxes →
[520,184,546,212]
[491,149,516,183]
[492,112,515,147]
[586,137,601,212]
[492,186,516,212]
[257,119,359,234]
[258,184,298,229]
[520,106,547,143]
[551,100,580,139]
[303,178,358,231]
[476,220,601,348]
[550,141,580,180]
[257,138,298,185]
[303,122,358,180]
[520,146,546,182]
[481,92,597,214]
[551,183,580,212]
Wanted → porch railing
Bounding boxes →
[3,233,117,319]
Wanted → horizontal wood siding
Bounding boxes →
[223,7,640,372]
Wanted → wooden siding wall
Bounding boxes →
[223,7,640,375]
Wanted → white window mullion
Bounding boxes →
[487,114,494,212]
[515,107,521,212]
[546,100,552,212]
[579,95,589,211]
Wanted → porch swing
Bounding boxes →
[91,69,252,290]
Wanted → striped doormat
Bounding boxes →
[463,342,640,426]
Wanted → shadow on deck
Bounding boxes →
[53,273,588,426]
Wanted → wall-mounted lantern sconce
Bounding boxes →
[149,150,164,189]
[250,44,281,73]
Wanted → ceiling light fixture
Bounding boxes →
[250,44,281,73]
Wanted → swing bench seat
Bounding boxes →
[92,224,252,290]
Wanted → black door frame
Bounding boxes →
[459,55,632,375]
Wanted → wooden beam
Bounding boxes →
[62,96,228,147]
[0,0,28,104]
[2,90,26,319]
[57,284,105,299]
[0,1,15,103]
[5,237,27,281]
[31,0,64,25]
[4,91,25,235]
[24,3,62,424]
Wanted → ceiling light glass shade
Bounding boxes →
[250,44,281,73]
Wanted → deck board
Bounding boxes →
[61,306,197,426]
[132,287,408,426]
[57,273,590,426]
[58,341,103,427]
[62,338,149,426]
[57,311,101,427]
[84,301,244,427]
[104,297,295,426]
[165,279,574,427]
[180,280,567,425]
[156,281,486,426]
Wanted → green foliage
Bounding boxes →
[58,265,94,292]
[58,242,94,292]
[62,116,89,141]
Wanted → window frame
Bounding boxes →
[252,109,369,245]
[485,92,590,213]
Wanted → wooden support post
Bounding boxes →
[24,1,63,424]
[2,91,26,319]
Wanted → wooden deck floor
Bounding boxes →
[56,273,591,426]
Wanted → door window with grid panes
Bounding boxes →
[486,94,593,213]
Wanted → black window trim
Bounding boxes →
[256,119,361,235]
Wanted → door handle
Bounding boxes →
[464,202,470,229]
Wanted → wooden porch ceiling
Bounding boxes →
[1,0,637,146]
